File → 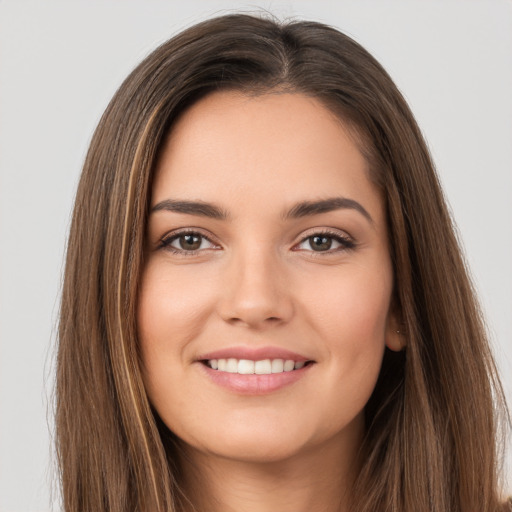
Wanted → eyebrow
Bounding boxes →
[151,199,229,219]
[150,197,373,224]
[283,197,373,224]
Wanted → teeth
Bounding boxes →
[271,359,284,373]
[206,358,309,374]
[283,360,295,372]
[238,359,255,374]
[226,358,238,373]
[254,359,271,374]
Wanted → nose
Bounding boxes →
[217,248,294,329]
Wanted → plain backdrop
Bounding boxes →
[0,1,511,510]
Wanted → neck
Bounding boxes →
[176,423,363,512]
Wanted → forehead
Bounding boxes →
[152,91,383,222]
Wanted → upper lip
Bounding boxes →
[197,346,313,362]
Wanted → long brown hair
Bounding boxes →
[57,13,510,512]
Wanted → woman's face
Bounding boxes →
[138,91,400,463]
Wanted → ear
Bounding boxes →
[385,301,405,352]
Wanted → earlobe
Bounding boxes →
[385,307,406,352]
[385,327,405,352]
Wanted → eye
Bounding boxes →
[294,230,355,253]
[160,230,219,255]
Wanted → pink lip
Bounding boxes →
[197,346,312,363]
[198,361,314,395]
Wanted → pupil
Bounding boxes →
[180,234,201,250]
[311,235,331,251]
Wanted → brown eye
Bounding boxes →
[160,230,219,255]
[178,234,202,251]
[294,230,356,254]
[309,235,332,251]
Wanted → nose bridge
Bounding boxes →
[218,240,293,327]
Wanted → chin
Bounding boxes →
[205,434,309,464]
[175,414,347,465]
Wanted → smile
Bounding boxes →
[205,358,311,374]
[197,348,315,394]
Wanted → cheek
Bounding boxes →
[136,263,207,407]
[299,262,392,400]
[137,263,214,357]
[302,261,392,344]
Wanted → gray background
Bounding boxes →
[0,1,511,510]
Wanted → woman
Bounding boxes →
[56,13,510,512]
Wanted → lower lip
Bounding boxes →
[198,362,314,395]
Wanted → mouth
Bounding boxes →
[196,347,316,394]
[202,358,314,375]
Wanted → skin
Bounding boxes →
[138,91,401,512]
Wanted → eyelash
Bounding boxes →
[158,229,356,257]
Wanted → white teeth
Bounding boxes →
[226,358,238,373]
[207,358,309,374]
[283,359,295,372]
[254,359,272,374]
[271,359,284,373]
[238,359,255,374]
